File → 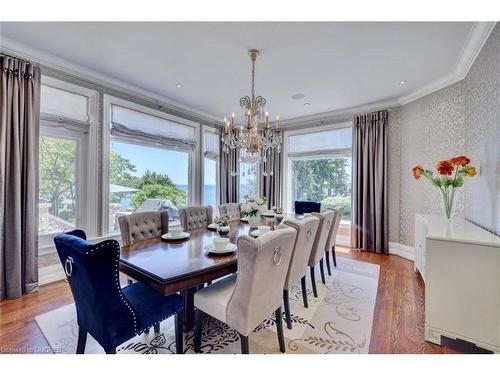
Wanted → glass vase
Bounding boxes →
[440,187,456,221]
[248,215,261,228]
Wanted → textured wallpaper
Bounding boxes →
[463,25,500,235]
[393,24,500,245]
[397,82,465,246]
[388,108,401,243]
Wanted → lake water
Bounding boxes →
[177,184,216,207]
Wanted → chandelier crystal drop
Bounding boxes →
[221,49,282,164]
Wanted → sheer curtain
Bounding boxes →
[351,110,389,254]
[0,56,41,300]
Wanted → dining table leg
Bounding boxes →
[182,287,198,332]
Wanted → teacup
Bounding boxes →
[258,225,271,234]
[213,237,230,252]
[170,228,183,237]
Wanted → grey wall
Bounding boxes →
[392,24,500,246]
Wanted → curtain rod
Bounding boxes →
[0,51,40,67]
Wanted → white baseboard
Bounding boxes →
[389,241,415,261]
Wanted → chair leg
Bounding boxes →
[300,276,309,308]
[154,323,160,333]
[325,251,332,276]
[194,309,203,353]
[175,312,184,354]
[239,333,249,354]
[275,307,286,353]
[332,245,337,267]
[319,259,326,284]
[310,266,318,298]
[283,290,292,330]
[76,326,87,354]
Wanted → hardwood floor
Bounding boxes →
[0,248,460,354]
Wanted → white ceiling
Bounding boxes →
[0,22,478,121]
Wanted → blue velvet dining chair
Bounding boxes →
[54,230,184,354]
[294,200,321,215]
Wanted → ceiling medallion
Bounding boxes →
[221,49,282,164]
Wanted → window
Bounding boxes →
[203,129,219,207]
[105,98,198,233]
[285,124,352,244]
[108,141,189,232]
[39,134,79,235]
[239,162,258,201]
[38,78,97,247]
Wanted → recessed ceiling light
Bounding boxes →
[176,84,183,88]
[399,80,407,85]
[304,103,312,107]
[292,93,306,100]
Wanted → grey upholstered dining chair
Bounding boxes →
[118,210,170,333]
[218,203,241,221]
[118,211,169,246]
[278,216,320,329]
[193,227,297,354]
[308,210,336,297]
[324,207,344,273]
[178,206,213,231]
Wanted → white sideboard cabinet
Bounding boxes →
[414,214,500,353]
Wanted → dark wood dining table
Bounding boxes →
[119,215,294,331]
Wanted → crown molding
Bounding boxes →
[0,37,220,126]
[397,21,496,106]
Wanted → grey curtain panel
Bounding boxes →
[0,56,41,300]
[351,110,389,254]
[259,147,283,209]
[219,129,240,204]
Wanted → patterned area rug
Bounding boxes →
[35,257,379,354]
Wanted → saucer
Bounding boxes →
[161,232,191,240]
[240,217,249,222]
[262,212,275,217]
[207,223,218,230]
[204,243,237,254]
[250,229,270,237]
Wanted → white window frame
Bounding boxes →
[283,122,352,214]
[201,125,220,208]
[38,77,99,248]
[102,95,200,234]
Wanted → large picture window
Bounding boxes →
[105,98,197,232]
[285,124,352,245]
[38,78,97,247]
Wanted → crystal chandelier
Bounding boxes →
[221,49,282,164]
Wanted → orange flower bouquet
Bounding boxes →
[412,156,476,220]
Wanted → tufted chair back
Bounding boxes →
[226,227,297,336]
[294,200,321,215]
[279,216,320,290]
[308,210,336,267]
[53,230,137,351]
[178,206,213,231]
[218,203,241,221]
[325,207,344,251]
[118,211,169,246]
